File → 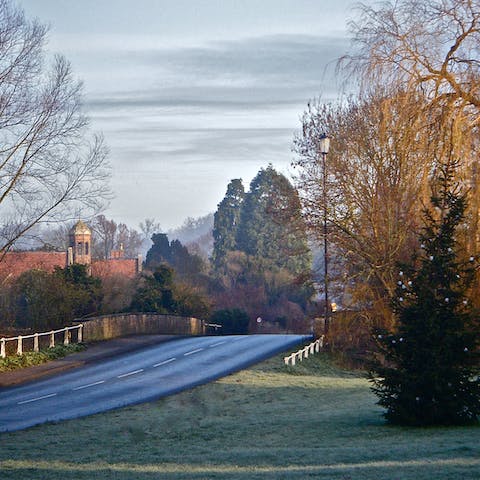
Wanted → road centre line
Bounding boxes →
[209,341,226,347]
[18,393,57,405]
[73,380,105,391]
[153,358,176,367]
[184,348,203,356]
[117,369,144,379]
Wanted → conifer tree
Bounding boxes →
[236,165,311,277]
[212,179,245,271]
[370,161,480,426]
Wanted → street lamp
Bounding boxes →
[319,133,331,335]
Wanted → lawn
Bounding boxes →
[1,351,479,479]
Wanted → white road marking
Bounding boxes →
[73,380,105,391]
[153,358,176,367]
[209,341,226,348]
[184,348,203,356]
[117,369,144,379]
[18,393,57,405]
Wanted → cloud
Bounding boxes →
[84,33,349,111]
[79,33,349,228]
[139,34,349,85]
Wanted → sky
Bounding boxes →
[20,0,360,230]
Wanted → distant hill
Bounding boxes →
[168,213,214,260]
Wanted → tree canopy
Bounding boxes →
[212,179,244,271]
[211,166,313,328]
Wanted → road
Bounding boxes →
[0,334,310,432]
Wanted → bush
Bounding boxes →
[209,308,250,334]
[0,343,85,372]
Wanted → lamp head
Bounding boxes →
[319,133,330,154]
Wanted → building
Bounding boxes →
[0,221,142,282]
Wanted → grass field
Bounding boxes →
[1,351,479,479]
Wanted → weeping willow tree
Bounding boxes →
[293,0,480,332]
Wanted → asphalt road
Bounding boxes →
[0,334,310,432]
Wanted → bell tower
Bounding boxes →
[68,220,92,266]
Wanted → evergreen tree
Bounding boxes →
[145,233,205,279]
[212,178,245,271]
[145,233,171,267]
[370,162,480,426]
[236,165,311,277]
[129,264,210,318]
[129,265,176,314]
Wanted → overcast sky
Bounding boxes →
[20,0,360,230]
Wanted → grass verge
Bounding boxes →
[0,343,85,372]
[1,352,479,479]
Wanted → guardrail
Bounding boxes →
[0,324,83,358]
[284,336,324,366]
[204,323,222,332]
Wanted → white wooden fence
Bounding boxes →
[284,336,324,366]
[0,324,83,359]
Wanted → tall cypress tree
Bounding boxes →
[212,178,245,271]
[236,165,311,277]
[370,161,480,426]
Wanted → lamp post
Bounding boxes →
[319,133,331,335]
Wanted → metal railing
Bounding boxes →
[284,336,324,366]
[0,324,83,359]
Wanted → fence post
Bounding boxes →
[50,331,55,348]
[64,328,70,345]
[78,324,83,343]
[34,333,39,352]
[1,338,5,358]
[291,354,295,366]
[17,336,22,355]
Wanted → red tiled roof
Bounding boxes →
[91,259,138,278]
[0,251,67,282]
[0,252,139,282]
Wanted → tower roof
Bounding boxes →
[70,220,91,235]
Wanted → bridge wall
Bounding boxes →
[77,313,204,342]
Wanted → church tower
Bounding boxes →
[68,220,92,266]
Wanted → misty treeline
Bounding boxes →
[293,0,480,350]
[127,165,314,334]
[0,164,315,335]
[0,213,208,332]
[209,165,313,332]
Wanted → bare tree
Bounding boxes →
[91,215,117,259]
[293,88,443,326]
[0,0,110,257]
[139,218,161,240]
[341,0,480,275]
[345,0,480,113]
[116,222,143,258]
[139,217,161,254]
